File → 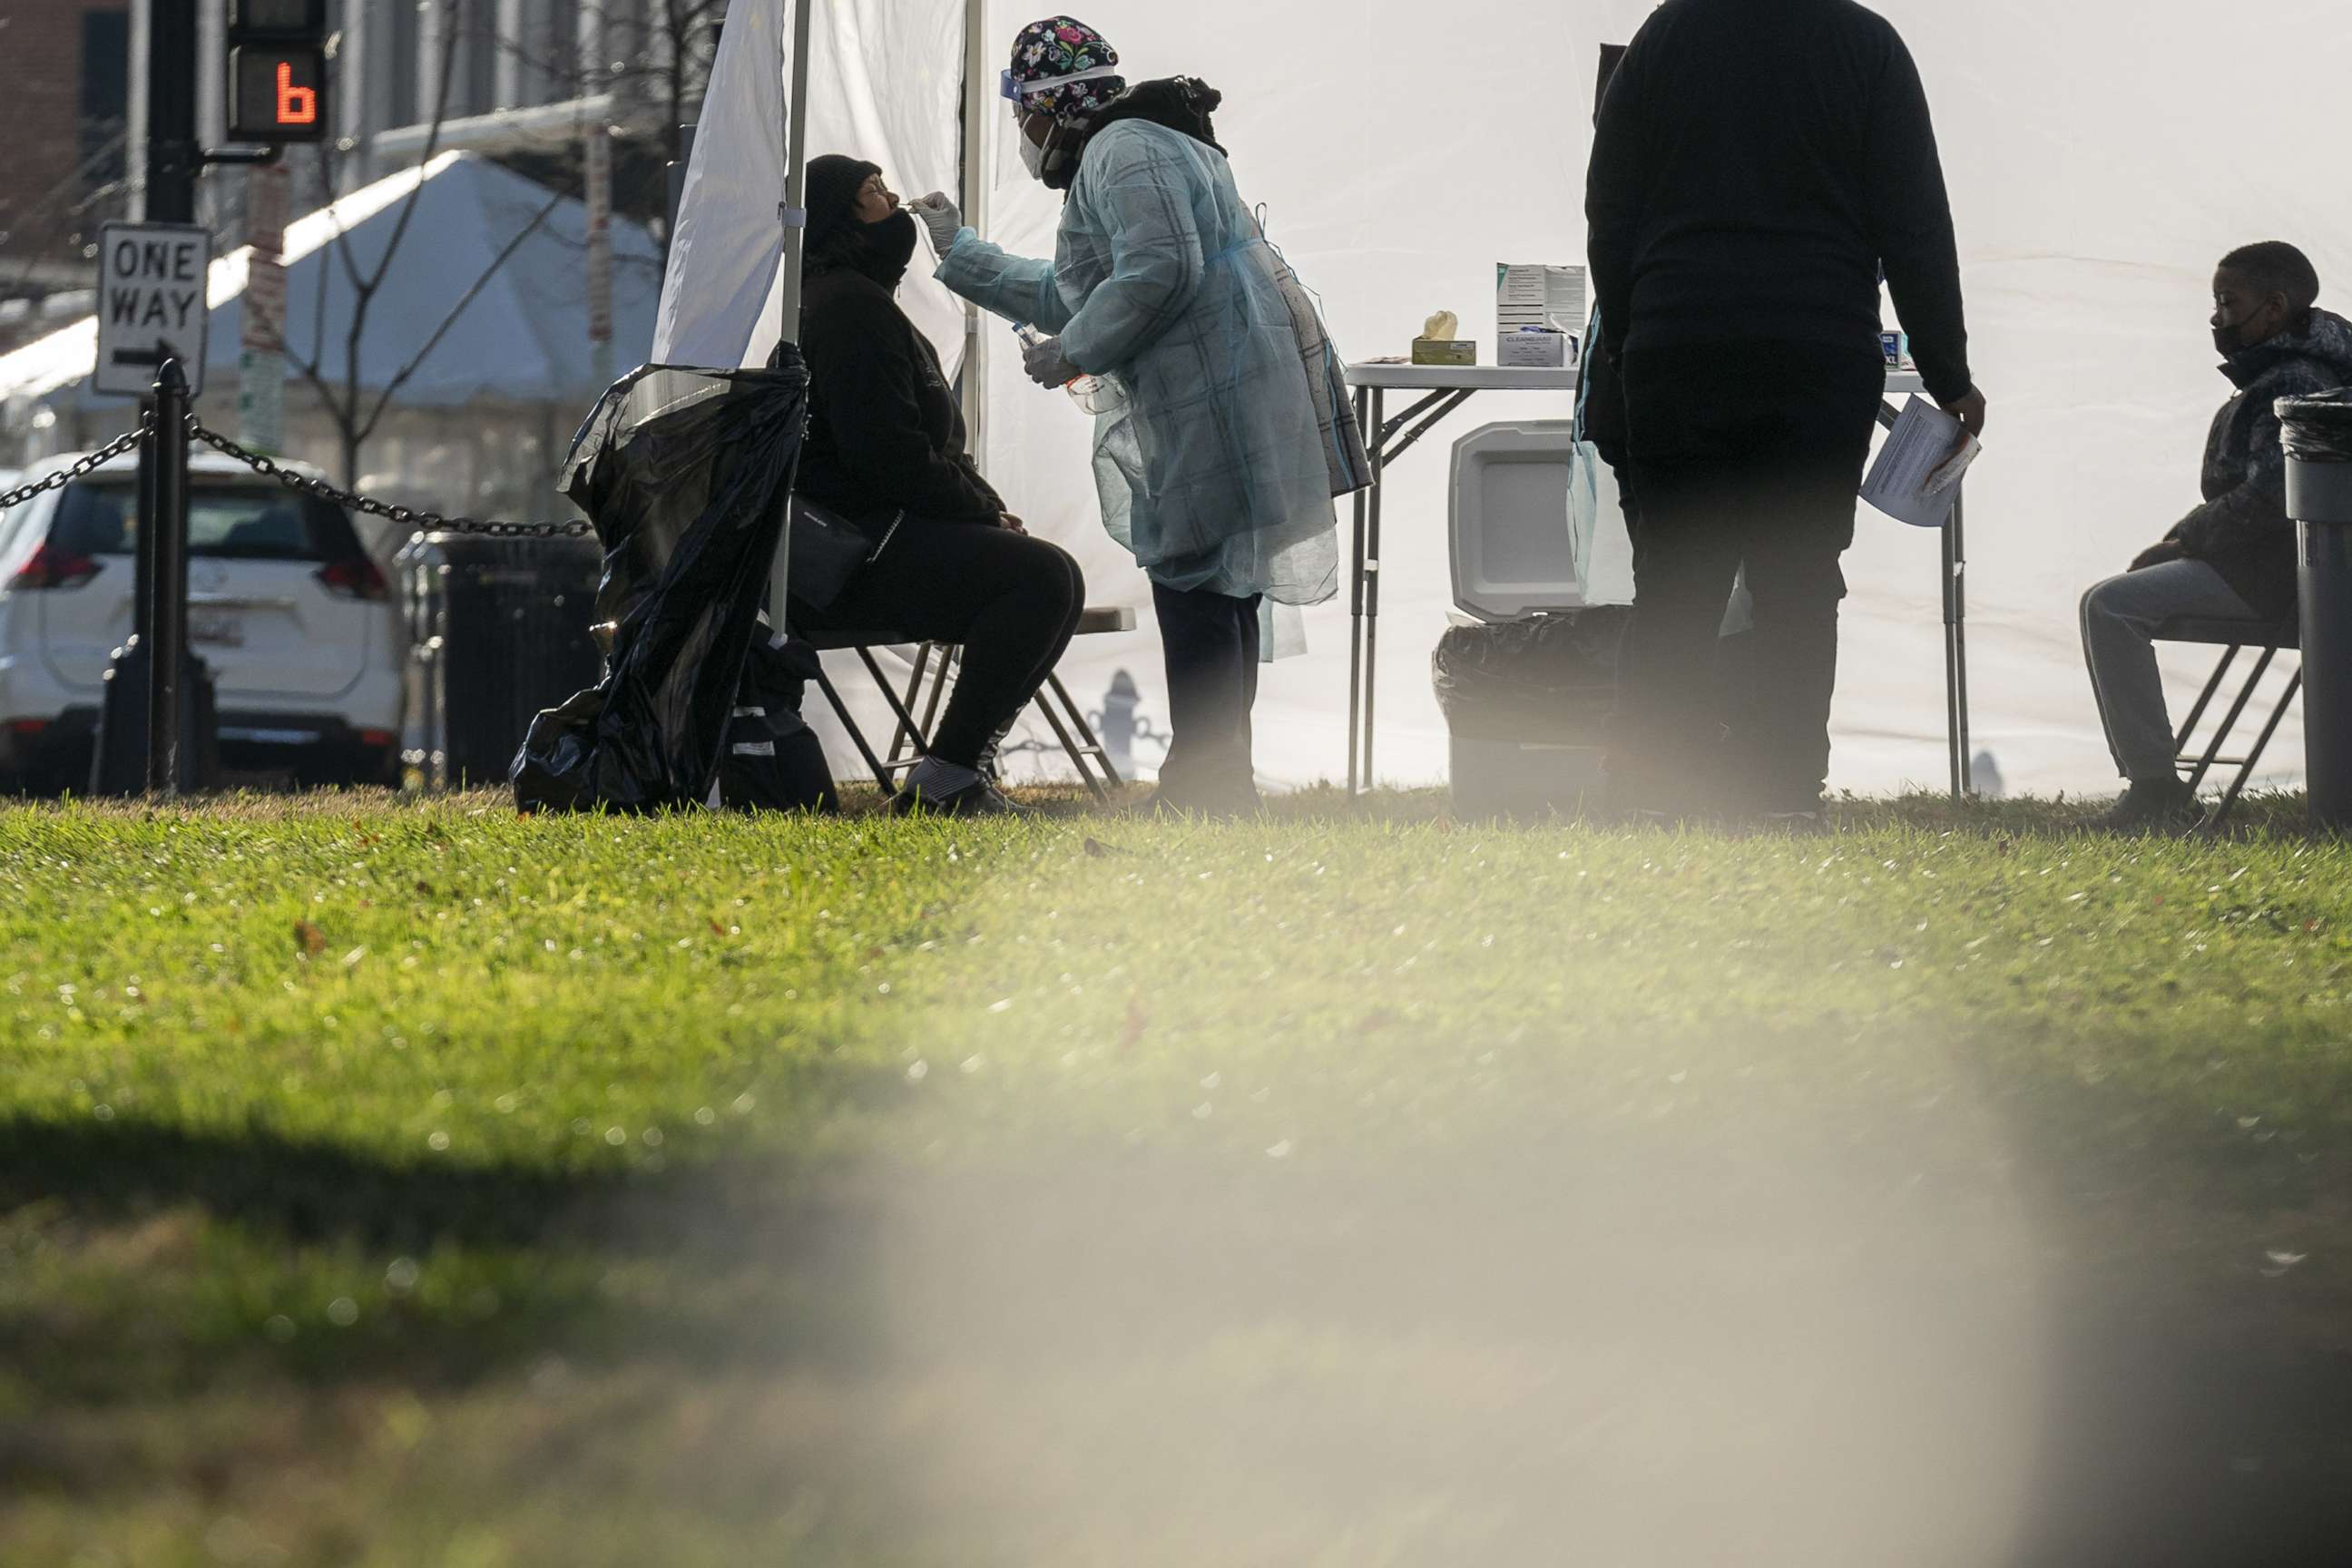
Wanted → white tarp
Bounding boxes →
[653,0,966,370]
[670,0,2352,799]
[0,152,662,414]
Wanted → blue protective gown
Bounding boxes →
[936,120,1369,603]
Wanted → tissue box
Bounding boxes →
[1498,331,1574,369]
[1412,338,1478,367]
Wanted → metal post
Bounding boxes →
[767,0,816,620]
[665,123,696,240]
[1942,501,1962,799]
[1947,489,1974,798]
[775,0,815,343]
[147,359,191,796]
[1360,387,1387,792]
[580,5,614,393]
[143,0,199,223]
[1348,387,1370,795]
[2300,519,2352,828]
[959,0,989,449]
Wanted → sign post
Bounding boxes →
[239,162,290,452]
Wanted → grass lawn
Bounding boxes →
[3,789,2349,1566]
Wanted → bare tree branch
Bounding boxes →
[357,187,565,443]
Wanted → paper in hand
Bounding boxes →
[1861,397,1981,528]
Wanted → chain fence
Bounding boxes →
[0,417,152,513]
[1,414,593,543]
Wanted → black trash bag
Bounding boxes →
[514,359,809,813]
[1432,608,1630,745]
[2280,389,2352,463]
[720,632,838,813]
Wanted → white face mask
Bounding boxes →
[1019,124,1054,181]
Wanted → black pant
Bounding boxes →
[1152,582,1261,811]
[1616,340,1885,813]
[800,520,1084,769]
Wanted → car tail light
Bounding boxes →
[10,543,103,591]
[316,556,389,602]
[7,719,48,737]
[358,728,397,750]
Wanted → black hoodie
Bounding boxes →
[2169,308,2352,620]
[795,220,1004,527]
[1586,0,1971,404]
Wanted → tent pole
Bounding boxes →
[960,0,988,454]
[776,0,815,348]
[769,0,817,622]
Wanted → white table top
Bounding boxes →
[1346,364,1581,390]
[1347,362,1934,397]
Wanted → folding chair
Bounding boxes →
[800,606,1135,801]
[2159,615,2302,831]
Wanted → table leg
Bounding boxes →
[1362,387,1387,793]
[1950,486,1974,797]
[1348,386,1371,797]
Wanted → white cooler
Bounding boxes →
[1443,421,1618,816]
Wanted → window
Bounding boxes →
[54,482,364,564]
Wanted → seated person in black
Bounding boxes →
[792,155,1084,816]
[2081,242,2352,830]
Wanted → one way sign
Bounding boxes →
[94,221,211,397]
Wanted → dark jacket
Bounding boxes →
[796,266,1004,526]
[2169,309,2352,621]
[1586,0,1971,404]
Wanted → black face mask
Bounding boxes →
[857,210,921,285]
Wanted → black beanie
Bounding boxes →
[803,154,881,257]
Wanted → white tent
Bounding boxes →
[666,1,2352,797]
[0,152,662,526]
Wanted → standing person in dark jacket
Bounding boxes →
[2082,243,2352,831]
[791,155,1086,817]
[1587,0,1986,823]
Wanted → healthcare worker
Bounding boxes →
[909,16,1369,817]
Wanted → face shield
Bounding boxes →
[989,65,1125,191]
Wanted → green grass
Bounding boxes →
[3,791,2350,1565]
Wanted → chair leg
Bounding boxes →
[2185,645,2277,796]
[853,645,937,770]
[1048,671,1122,790]
[2206,666,2302,834]
[2175,646,2241,762]
[812,663,894,793]
[1031,681,1111,803]
[914,644,956,759]
[885,643,935,767]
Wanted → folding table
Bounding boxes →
[1339,364,1972,799]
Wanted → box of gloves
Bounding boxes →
[1498,328,1573,368]
[1496,264,1587,362]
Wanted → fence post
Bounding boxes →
[146,358,191,797]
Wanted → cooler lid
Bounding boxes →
[1448,419,1591,622]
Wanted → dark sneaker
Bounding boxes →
[890,778,1028,818]
[2101,778,2200,833]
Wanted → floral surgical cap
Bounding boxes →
[1009,16,1125,121]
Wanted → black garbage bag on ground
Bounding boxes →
[514,359,809,813]
[720,632,838,813]
[1433,609,1630,745]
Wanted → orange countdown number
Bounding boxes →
[276,60,317,125]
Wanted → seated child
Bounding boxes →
[2081,241,2352,829]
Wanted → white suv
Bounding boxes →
[0,448,405,792]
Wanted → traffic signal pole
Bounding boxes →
[133,1,201,794]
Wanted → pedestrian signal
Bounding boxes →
[226,0,328,143]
